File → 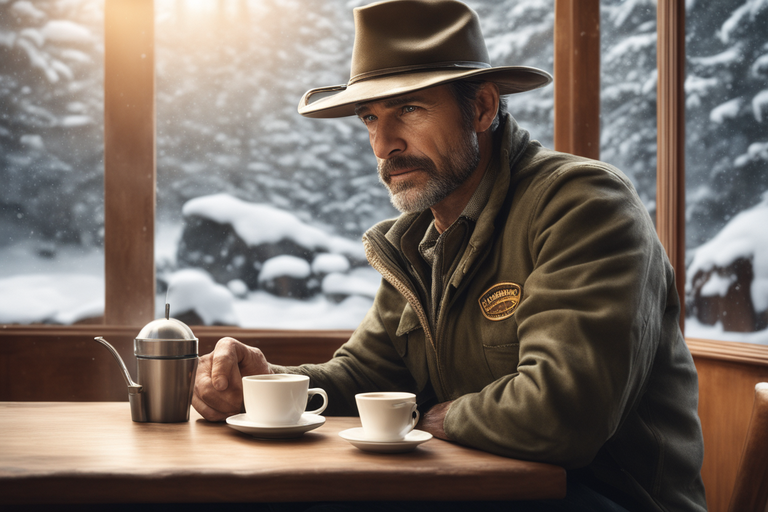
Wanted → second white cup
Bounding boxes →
[243,374,328,426]
[355,392,419,442]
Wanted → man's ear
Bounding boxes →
[474,82,500,133]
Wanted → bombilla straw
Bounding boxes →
[165,303,170,320]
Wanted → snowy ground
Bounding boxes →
[1,221,766,342]
[0,240,104,324]
[686,318,768,345]
[0,222,377,329]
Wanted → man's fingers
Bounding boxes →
[192,337,267,422]
[210,337,244,391]
[191,393,227,422]
[193,351,241,420]
[193,372,242,421]
[213,375,228,391]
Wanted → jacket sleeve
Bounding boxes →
[443,162,673,468]
[270,280,419,416]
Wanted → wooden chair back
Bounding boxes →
[728,382,768,512]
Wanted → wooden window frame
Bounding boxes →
[554,0,768,367]
[1,0,766,369]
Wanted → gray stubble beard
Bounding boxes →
[378,128,481,214]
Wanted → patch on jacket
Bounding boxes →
[479,282,521,321]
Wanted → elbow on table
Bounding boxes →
[468,425,608,469]
[523,424,611,469]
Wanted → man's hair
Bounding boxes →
[447,80,508,133]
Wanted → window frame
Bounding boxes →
[2,0,766,368]
[554,0,767,365]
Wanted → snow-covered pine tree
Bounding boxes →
[0,0,104,248]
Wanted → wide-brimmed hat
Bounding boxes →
[298,0,552,119]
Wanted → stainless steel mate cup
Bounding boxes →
[95,304,199,422]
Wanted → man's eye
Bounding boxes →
[402,105,417,114]
[360,115,376,124]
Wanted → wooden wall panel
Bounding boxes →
[693,352,768,512]
[0,327,349,402]
[0,327,134,402]
[196,327,349,368]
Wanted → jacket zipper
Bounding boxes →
[363,232,447,393]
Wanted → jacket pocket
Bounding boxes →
[394,302,422,357]
[482,343,520,380]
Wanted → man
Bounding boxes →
[193,1,707,511]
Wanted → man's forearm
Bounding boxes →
[419,400,452,440]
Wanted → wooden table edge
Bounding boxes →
[0,402,567,504]
[0,470,566,504]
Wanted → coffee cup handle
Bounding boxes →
[306,388,328,416]
[409,403,420,432]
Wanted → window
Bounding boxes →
[1,1,766,362]
[600,0,657,215]
[153,0,386,328]
[0,0,104,325]
[684,0,768,344]
[150,0,555,329]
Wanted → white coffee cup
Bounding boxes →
[242,374,328,426]
[355,392,420,442]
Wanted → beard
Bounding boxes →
[377,127,481,214]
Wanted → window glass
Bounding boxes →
[473,0,554,148]
[600,0,658,216]
[684,0,768,344]
[0,0,104,325]
[154,0,555,328]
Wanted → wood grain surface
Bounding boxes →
[104,0,156,327]
[554,0,600,161]
[656,0,687,329]
[694,356,768,512]
[0,402,565,505]
[0,326,349,402]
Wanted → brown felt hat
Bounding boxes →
[298,0,552,119]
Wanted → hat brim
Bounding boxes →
[298,66,553,119]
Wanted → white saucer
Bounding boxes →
[226,413,325,439]
[338,427,432,453]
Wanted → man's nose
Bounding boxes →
[370,118,406,160]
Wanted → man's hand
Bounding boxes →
[192,337,272,421]
[418,400,452,440]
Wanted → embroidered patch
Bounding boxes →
[478,282,522,321]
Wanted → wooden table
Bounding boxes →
[0,402,566,505]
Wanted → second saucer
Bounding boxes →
[339,427,432,453]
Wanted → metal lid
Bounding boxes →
[134,304,198,359]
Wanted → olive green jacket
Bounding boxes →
[276,115,707,512]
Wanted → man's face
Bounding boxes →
[355,85,480,213]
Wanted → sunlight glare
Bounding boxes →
[183,0,217,14]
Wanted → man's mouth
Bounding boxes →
[387,167,419,179]
[378,155,437,190]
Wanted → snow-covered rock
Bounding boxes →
[182,194,364,259]
[177,194,366,300]
[687,196,768,333]
[258,255,318,299]
[312,252,351,276]
[164,268,237,326]
[321,271,379,303]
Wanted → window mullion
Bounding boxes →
[553,0,600,160]
[656,0,686,333]
[104,0,156,326]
